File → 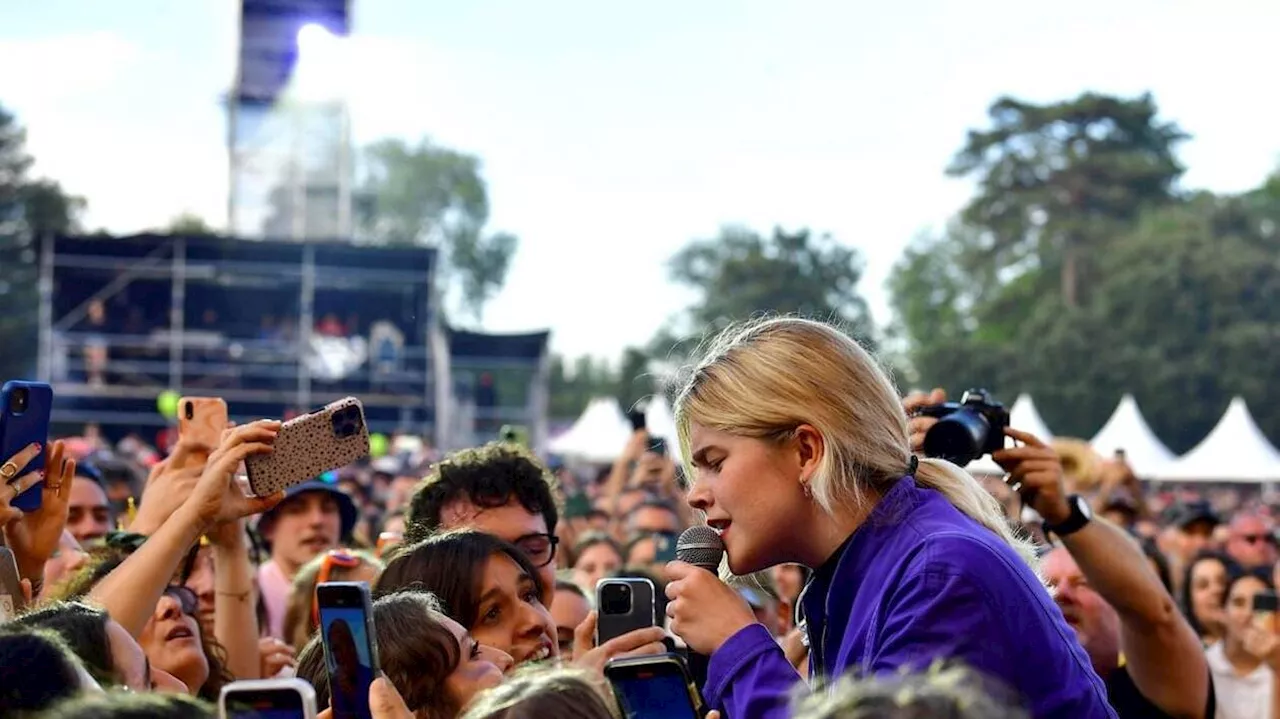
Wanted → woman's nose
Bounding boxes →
[686,481,713,512]
[484,645,515,673]
[155,594,183,621]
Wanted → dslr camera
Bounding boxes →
[914,389,1009,467]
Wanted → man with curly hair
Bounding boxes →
[405,442,561,607]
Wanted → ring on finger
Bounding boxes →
[0,462,18,481]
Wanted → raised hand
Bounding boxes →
[3,440,75,582]
[664,561,757,655]
[904,388,946,454]
[992,427,1070,525]
[570,611,667,674]
[130,438,213,535]
[184,420,284,531]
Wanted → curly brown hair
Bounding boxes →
[405,442,560,543]
[46,545,234,700]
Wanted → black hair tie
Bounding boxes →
[908,455,920,476]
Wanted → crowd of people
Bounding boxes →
[1,316,1277,718]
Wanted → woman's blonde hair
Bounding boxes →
[674,317,1037,570]
[792,660,1029,718]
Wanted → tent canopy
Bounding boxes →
[1157,397,1280,483]
[548,397,631,463]
[1089,395,1175,477]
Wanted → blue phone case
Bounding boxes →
[0,381,54,512]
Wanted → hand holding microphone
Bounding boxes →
[664,526,757,655]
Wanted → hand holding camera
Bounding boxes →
[992,428,1072,526]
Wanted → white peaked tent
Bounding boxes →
[643,395,684,463]
[967,394,1055,475]
[548,397,633,463]
[1090,395,1176,477]
[1157,397,1280,483]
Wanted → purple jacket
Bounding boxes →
[703,477,1117,718]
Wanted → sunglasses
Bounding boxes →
[513,533,559,568]
[164,585,199,616]
[1239,533,1275,546]
[312,550,362,627]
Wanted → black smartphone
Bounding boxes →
[647,436,667,457]
[1254,590,1279,614]
[596,577,656,646]
[653,531,678,564]
[627,408,646,432]
[605,654,705,719]
[219,678,318,719]
[316,582,380,719]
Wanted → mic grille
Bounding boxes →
[676,525,724,572]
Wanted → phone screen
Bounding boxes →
[226,706,306,719]
[612,670,700,719]
[318,606,376,719]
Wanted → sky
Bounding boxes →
[2,0,1278,361]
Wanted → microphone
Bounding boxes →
[676,525,724,572]
[675,526,725,692]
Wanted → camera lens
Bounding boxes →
[600,583,632,615]
[923,409,991,467]
[9,388,29,414]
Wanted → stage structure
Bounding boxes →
[228,0,353,240]
[32,233,551,450]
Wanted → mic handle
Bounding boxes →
[683,561,719,693]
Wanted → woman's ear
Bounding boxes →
[792,425,825,483]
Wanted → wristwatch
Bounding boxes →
[1043,494,1092,540]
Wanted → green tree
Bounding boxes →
[947,93,1188,307]
[165,212,217,234]
[357,138,518,321]
[0,104,85,381]
[548,354,617,421]
[663,226,875,350]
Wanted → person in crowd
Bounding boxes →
[1182,551,1238,647]
[297,590,512,717]
[13,601,187,693]
[41,529,91,600]
[1208,569,1278,719]
[661,318,1112,718]
[570,533,623,594]
[53,550,231,701]
[625,499,681,536]
[405,443,561,608]
[1225,512,1277,572]
[790,662,1030,719]
[0,627,93,715]
[256,479,358,638]
[550,579,591,656]
[458,667,618,719]
[1169,501,1222,592]
[376,530,664,673]
[68,461,113,545]
[990,425,1215,718]
[38,691,217,719]
[282,548,383,653]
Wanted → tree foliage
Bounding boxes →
[165,212,217,235]
[356,138,518,321]
[0,103,85,381]
[892,92,1279,452]
[666,225,875,347]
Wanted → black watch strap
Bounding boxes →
[1044,495,1091,540]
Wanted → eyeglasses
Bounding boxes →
[163,585,199,616]
[513,533,559,568]
[1239,533,1275,546]
[312,550,361,627]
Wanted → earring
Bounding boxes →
[801,482,812,499]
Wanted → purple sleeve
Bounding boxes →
[703,624,803,719]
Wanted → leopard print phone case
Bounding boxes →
[244,396,370,497]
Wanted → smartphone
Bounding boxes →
[605,654,705,719]
[0,547,25,621]
[597,577,656,646]
[316,582,380,719]
[653,531,678,564]
[0,380,54,512]
[647,436,668,457]
[219,678,318,719]
[627,408,646,432]
[179,396,229,454]
[245,397,370,497]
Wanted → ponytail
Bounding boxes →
[914,458,1039,573]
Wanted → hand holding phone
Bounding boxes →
[0,381,53,512]
[245,397,370,497]
[606,654,706,719]
[596,578,657,646]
